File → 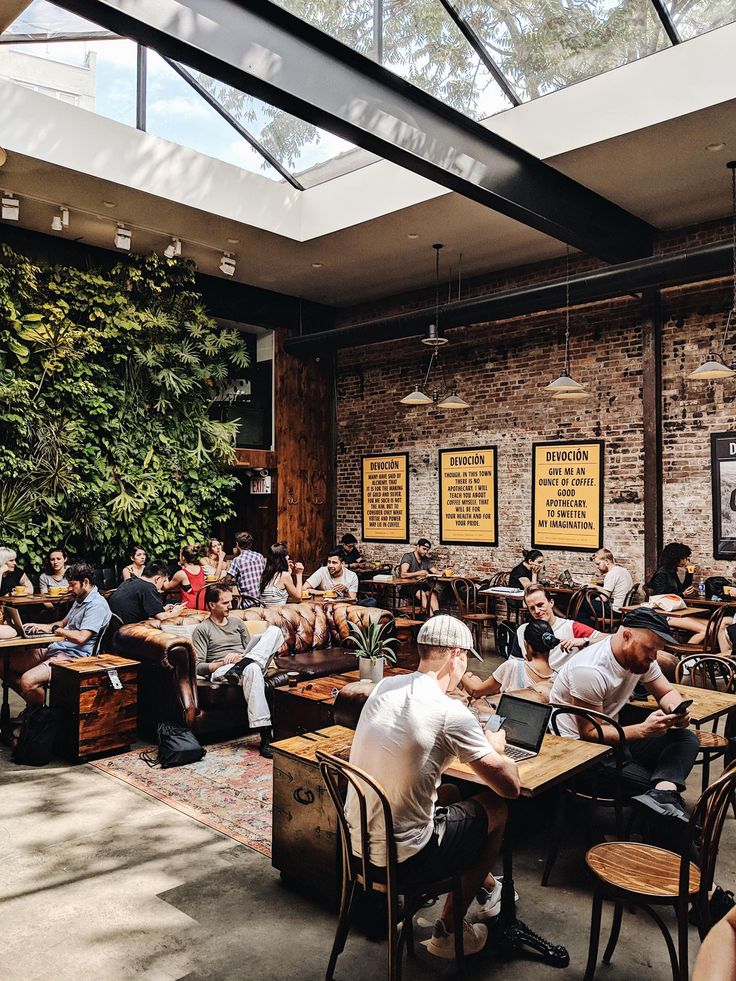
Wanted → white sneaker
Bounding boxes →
[469,876,520,921]
[424,917,487,958]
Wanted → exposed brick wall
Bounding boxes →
[335,224,736,586]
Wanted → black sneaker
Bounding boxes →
[632,789,689,823]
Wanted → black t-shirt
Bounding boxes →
[0,568,24,596]
[109,577,165,624]
[647,567,692,597]
[335,544,362,564]
[509,562,531,590]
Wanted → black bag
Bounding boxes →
[12,705,59,767]
[140,722,206,768]
[705,576,731,601]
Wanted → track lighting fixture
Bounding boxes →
[114,224,131,250]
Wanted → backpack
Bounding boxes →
[11,705,59,767]
[705,577,731,601]
[140,722,206,768]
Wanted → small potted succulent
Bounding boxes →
[348,619,399,684]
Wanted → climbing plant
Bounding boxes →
[0,245,249,567]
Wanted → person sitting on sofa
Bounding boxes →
[228,531,266,609]
[192,584,282,758]
[109,562,186,625]
[306,550,358,599]
[259,543,304,605]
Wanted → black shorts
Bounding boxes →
[397,797,488,889]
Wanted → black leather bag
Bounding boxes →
[12,705,59,767]
[140,722,206,768]
[705,576,731,601]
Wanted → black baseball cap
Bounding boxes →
[621,608,677,645]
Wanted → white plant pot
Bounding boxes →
[358,656,384,684]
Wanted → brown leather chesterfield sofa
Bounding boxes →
[113,602,394,740]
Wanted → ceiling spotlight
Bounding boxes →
[114,224,131,250]
[51,207,69,232]
[706,142,726,152]
[1,194,19,221]
[226,237,239,245]
[407,232,419,239]
[102,200,116,209]
[219,252,236,276]
[164,237,182,258]
[311,262,323,269]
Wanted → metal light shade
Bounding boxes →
[551,388,593,400]
[400,388,433,405]
[544,372,589,394]
[687,354,736,380]
[437,389,470,409]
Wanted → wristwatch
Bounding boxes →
[582,639,590,647]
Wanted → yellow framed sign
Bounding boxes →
[361,453,409,542]
[439,447,498,546]
[532,441,604,552]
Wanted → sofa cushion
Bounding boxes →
[273,647,356,677]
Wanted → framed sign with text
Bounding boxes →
[711,433,736,557]
[361,453,410,543]
[532,440,604,552]
[438,446,498,546]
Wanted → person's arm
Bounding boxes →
[53,624,93,646]
[517,574,533,589]
[344,571,359,599]
[282,569,304,602]
[570,691,680,746]
[162,570,185,591]
[693,905,736,981]
[468,730,521,799]
[305,571,324,595]
[461,671,502,698]
[646,674,691,725]
[400,560,426,581]
[20,572,33,593]
[557,621,599,652]
[39,575,49,596]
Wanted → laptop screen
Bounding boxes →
[496,694,552,752]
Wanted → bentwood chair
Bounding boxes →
[451,578,495,654]
[542,706,629,887]
[316,751,466,981]
[583,762,736,981]
[575,588,616,633]
[675,654,736,793]
[664,606,726,659]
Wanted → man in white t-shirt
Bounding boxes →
[306,551,359,599]
[550,608,699,822]
[575,548,634,627]
[518,585,604,671]
[346,615,520,959]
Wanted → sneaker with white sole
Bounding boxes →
[424,917,487,958]
[468,877,520,921]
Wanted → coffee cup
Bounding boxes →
[324,590,336,598]
[49,586,65,596]
[444,568,453,577]
[687,565,695,574]
[287,671,300,688]
[11,586,27,596]
[725,586,733,597]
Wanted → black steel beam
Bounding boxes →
[51,0,654,263]
[284,242,733,354]
[436,0,521,108]
[649,0,681,45]
[163,57,304,190]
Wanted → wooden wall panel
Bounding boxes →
[274,331,335,571]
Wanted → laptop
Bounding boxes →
[5,607,57,642]
[496,693,553,762]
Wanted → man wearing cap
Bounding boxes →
[399,539,442,616]
[346,614,521,960]
[550,608,699,822]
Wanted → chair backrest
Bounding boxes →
[701,607,727,656]
[317,750,397,896]
[549,705,627,804]
[675,654,736,692]
[92,613,122,656]
[567,587,587,621]
[685,762,736,930]
[489,571,510,587]
[450,577,477,616]
[622,582,641,608]
[495,621,518,660]
[579,587,614,632]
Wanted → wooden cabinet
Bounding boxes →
[50,654,139,762]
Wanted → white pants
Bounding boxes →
[210,625,282,729]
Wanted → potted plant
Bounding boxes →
[348,619,399,684]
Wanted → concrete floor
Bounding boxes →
[2,667,734,981]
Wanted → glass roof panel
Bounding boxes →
[271,0,378,56]
[661,0,736,41]
[146,52,282,179]
[2,0,104,37]
[455,0,669,103]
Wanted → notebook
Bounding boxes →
[495,693,553,762]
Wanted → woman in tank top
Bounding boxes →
[461,619,558,703]
[259,543,304,605]
[121,545,147,581]
[163,545,206,609]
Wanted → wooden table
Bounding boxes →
[619,603,709,617]
[0,592,71,608]
[629,682,736,725]
[0,634,56,741]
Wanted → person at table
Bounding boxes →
[121,544,147,581]
[334,533,362,568]
[202,538,230,580]
[647,542,733,653]
[576,547,634,627]
[399,538,441,616]
[192,585,282,758]
[39,547,69,595]
[0,547,34,639]
[109,562,186,625]
[305,551,358,599]
[163,545,206,610]
[6,562,111,708]
[519,585,605,671]
[346,615,520,958]
[228,531,266,609]
[461,618,558,703]
[508,549,544,590]
[550,607,699,823]
[259,543,304,605]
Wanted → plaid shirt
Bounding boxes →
[230,549,266,607]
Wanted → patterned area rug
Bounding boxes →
[89,735,273,857]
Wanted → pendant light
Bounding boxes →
[545,246,591,399]
[688,160,736,381]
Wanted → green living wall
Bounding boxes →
[0,245,250,567]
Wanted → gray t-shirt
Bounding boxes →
[346,672,492,864]
[400,551,433,575]
[192,616,251,672]
[40,572,69,592]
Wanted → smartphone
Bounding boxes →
[671,698,694,715]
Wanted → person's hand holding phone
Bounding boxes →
[667,698,693,728]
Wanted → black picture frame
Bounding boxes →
[711,432,736,558]
[531,439,605,553]
[361,452,410,544]
[438,446,498,546]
